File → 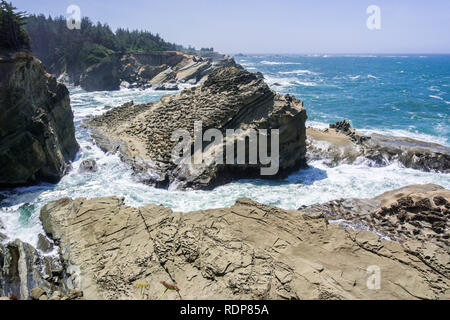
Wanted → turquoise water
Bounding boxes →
[238,54,450,145]
[1,55,449,247]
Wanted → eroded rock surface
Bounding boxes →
[307,120,450,173]
[300,184,450,248]
[88,67,307,189]
[39,195,449,300]
[0,52,79,187]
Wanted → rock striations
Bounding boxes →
[307,120,450,172]
[88,67,308,190]
[0,52,79,187]
[79,51,240,91]
[39,193,449,300]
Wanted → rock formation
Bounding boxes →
[300,184,449,248]
[0,52,79,187]
[88,67,308,190]
[39,194,449,300]
[307,120,450,173]
[79,51,240,91]
[0,236,58,300]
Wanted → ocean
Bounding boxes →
[1,54,449,248]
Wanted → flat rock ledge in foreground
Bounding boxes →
[40,194,449,300]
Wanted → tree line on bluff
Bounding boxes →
[1,1,215,79]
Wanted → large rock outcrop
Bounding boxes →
[0,52,79,187]
[88,67,307,190]
[39,194,449,300]
[79,51,240,91]
[307,120,450,173]
[300,184,449,248]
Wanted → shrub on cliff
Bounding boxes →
[0,0,30,53]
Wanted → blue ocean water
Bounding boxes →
[237,54,450,145]
[1,54,449,247]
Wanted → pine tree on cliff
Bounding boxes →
[0,1,30,52]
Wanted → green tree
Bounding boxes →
[0,0,30,52]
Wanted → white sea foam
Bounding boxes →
[279,69,318,75]
[295,81,317,87]
[429,95,444,101]
[260,61,302,65]
[359,128,449,146]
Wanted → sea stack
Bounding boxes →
[88,67,308,189]
[0,52,79,187]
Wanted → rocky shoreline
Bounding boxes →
[307,120,450,173]
[1,51,449,301]
[74,51,240,92]
[13,185,448,300]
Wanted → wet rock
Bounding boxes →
[153,83,179,91]
[88,67,307,190]
[254,71,264,80]
[78,159,98,173]
[39,194,450,300]
[300,184,450,247]
[120,81,130,89]
[37,234,53,253]
[0,239,53,300]
[307,121,450,172]
[0,53,79,187]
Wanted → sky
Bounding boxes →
[11,0,450,54]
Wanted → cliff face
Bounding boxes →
[79,51,240,91]
[88,67,307,190]
[39,189,450,300]
[0,52,79,187]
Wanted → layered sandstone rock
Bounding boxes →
[300,184,450,248]
[39,195,449,300]
[307,120,450,173]
[79,51,240,91]
[0,52,79,187]
[88,67,307,189]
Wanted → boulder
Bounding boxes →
[37,234,54,253]
[120,81,130,89]
[0,52,79,187]
[88,67,308,189]
[78,159,98,173]
[39,194,450,300]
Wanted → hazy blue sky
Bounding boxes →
[12,0,450,54]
